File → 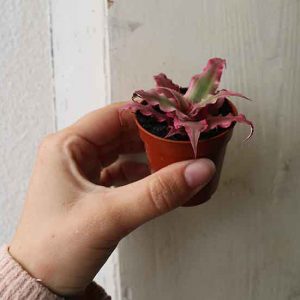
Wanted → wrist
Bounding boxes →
[0,244,64,299]
[9,239,82,296]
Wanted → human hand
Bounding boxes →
[9,103,215,296]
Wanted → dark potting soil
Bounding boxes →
[136,99,233,141]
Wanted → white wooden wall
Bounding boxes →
[0,0,55,244]
[108,1,300,299]
[50,1,121,298]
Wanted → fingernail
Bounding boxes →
[184,159,216,189]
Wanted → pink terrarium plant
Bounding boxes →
[121,58,253,206]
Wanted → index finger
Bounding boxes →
[70,102,139,148]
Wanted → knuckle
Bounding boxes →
[147,175,178,214]
[38,131,79,158]
[38,133,59,155]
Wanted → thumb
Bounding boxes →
[114,159,215,230]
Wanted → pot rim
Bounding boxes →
[134,99,238,145]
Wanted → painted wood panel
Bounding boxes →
[0,0,55,244]
[50,1,121,298]
[108,0,300,299]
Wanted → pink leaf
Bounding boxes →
[183,120,208,157]
[185,58,226,103]
[154,73,181,91]
[206,113,254,140]
[133,89,177,113]
[120,102,167,122]
[188,99,224,120]
[139,106,167,122]
[198,89,251,107]
[165,126,184,138]
[172,119,208,157]
[156,87,190,112]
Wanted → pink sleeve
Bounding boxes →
[0,245,111,300]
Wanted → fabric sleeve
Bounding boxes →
[0,245,111,300]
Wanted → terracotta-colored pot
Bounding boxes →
[135,100,237,207]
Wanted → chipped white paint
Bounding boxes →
[50,0,120,299]
[108,0,300,299]
[0,0,55,243]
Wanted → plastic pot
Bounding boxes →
[135,100,237,207]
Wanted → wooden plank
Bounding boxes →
[0,0,55,244]
[108,0,300,299]
[50,1,120,299]
[51,0,111,129]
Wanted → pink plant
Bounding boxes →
[122,58,253,156]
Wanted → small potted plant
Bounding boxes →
[121,58,253,206]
